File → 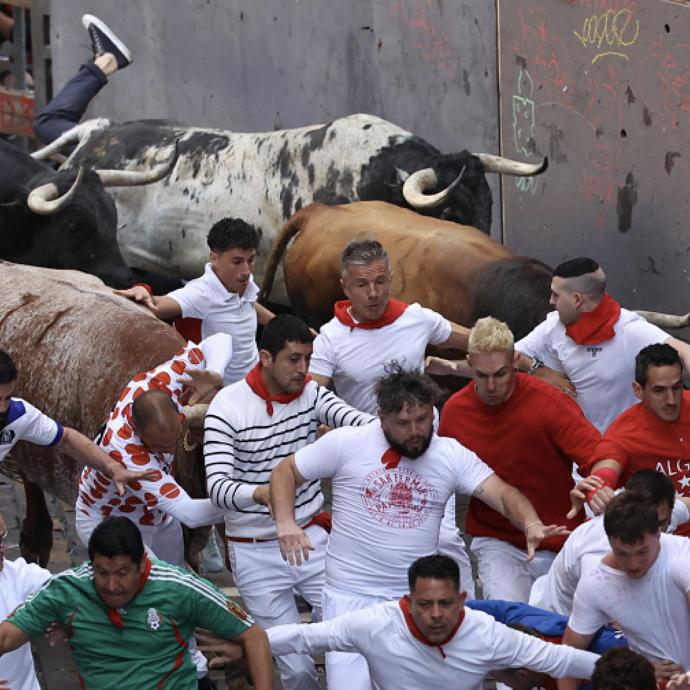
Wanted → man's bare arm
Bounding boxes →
[255,302,276,326]
[0,620,31,657]
[474,474,569,561]
[269,455,313,566]
[230,624,274,690]
[113,286,183,320]
[309,373,332,389]
[436,321,471,351]
[556,626,597,690]
[57,428,158,496]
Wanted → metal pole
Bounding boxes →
[12,5,28,151]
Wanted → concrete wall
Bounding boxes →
[50,0,502,236]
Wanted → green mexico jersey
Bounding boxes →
[8,557,253,689]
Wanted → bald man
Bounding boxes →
[75,337,229,567]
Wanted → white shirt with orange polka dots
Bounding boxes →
[75,340,227,531]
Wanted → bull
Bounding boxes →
[0,139,174,288]
[0,260,212,567]
[32,113,547,304]
[259,201,690,339]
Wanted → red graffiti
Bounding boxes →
[0,89,34,137]
[579,170,617,204]
[392,0,456,78]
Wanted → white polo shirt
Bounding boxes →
[0,558,52,690]
[516,309,668,432]
[295,423,493,597]
[530,499,690,615]
[268,601,599,690]
[569,533,690,668]
[310,303,452,414]
[0,399,63,466]
[168,263,260,385]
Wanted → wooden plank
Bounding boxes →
[2,0,31,8]
[0,87,35,138]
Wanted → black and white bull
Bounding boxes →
[33,113,547,304]
[0,139,174,288]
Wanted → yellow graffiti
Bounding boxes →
[574,9,640,64]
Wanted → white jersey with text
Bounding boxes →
[309,303,451,414]
[516,309,667,433]
[569,533,690,668]
[0,399,63,466]
[295,423,493,597]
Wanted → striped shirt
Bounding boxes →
[7,558,252,690]
[204,379,375,539]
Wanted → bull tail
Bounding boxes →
[32,118,112,164]
[259,207,313,304]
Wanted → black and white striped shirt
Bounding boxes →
[204,379,375,538]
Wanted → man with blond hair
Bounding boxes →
[438,317,601,602]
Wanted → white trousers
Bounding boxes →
[227,524,328,690]
[322,585,396,690]
[76,512,207,677]
[471,536,556,602]
[439,499,476,600]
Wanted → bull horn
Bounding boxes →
[96,142,178,188]
[635,310,690,329]
[402,166,465,210]
[26,168,85,215]
[474,153,548,176]
[183,404,209,426]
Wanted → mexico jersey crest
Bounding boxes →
[146,607,163,630]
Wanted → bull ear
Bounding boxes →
[5,181,33,204]
[395,167,410,185]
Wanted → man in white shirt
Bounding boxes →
[0,511,52,690]
[204,315,375,690]
[270,364,568,690]
[531,470,689,619]
[0,350,151,497]
[199,555,599,690]
[561,491,690,688]
[515,257,690,434]
[116,218,275,385]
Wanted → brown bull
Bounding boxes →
[260,201,554,339]
[0,261,215,566]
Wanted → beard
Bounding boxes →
[383,428,433,460]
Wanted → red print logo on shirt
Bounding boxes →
[361,467,437,529]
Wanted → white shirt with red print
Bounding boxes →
[75,337,229,531]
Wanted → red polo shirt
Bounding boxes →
[438,374,601,552]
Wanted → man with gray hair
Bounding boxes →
[308,239,477,598]
[270,362,567,690]
[438,317,600,602]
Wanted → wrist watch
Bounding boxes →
[527,357,544,375]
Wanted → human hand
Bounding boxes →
[252,486,273,517]
[567,475,603,520]
[195,628,245,668]
[654,660,686,682]
[109,464,160,497]
[668,672,690,689]
[113,286,157,312]
[589,486,615,515]
[44,621,68,646]
[533,366,576,397]
[0,678,7,690]
[424,356,459,377]
[178,369,222,406]
[525,522,571,562]
[277,522,314,566]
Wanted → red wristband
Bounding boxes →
[132,283,153,296]
[585,467,619,503]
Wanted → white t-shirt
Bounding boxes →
[310,303,452,414]
[0,399,63,466]
[0,558,52,690]
[531,499,690,616]
[168,263,260,385]
[516,309,668,433]
[295,423,493,597]
[569,532,690,668]
[268,601,599,690]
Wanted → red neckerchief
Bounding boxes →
[245,363,311,416]
[334,299,409,331]
[107,557,152,630]
[565,293,621,345]
[382,447,402,469]
[399,597,465,659]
